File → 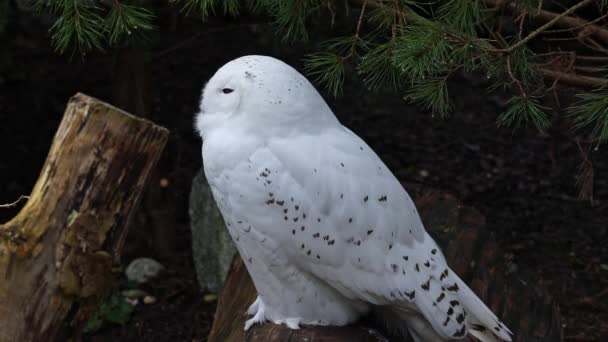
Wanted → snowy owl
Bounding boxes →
[195,55,512,341]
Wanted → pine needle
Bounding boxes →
[49,0,104,54]
[393,23,452,80]
[304,53,346,97]
[404,77,451,116]
[497,96,550,132]
[358,41,401,90]
[105,4,155,46]
[438,0,481,36]
[570,88,608,142]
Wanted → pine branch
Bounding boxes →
[358,41,401,90]
[539,68,608,88]
[570,88,608,142]
[497,0,595,53]
[105,1,155,46]
[497,95,550,132]
[482,0,608,45]
[49,0,104,54]
[438,0,482,36]
[304,52,346,96]
[405,77,451,116]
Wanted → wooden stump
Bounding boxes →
[207,191,562,342]
[0,93,169,342]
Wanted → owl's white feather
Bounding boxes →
[196,55,512,341]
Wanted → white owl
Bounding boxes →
[195,55,512,342]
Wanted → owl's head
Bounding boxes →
[195,55,336,140]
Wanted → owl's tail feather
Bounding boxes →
[452,271,513,341]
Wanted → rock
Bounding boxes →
[125,257,164,284]
[189,169,237,293]
[143,295,157,305]
[125,298,139,306]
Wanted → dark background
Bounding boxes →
[0,7,606,341]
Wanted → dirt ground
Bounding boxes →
[0,11,606,342]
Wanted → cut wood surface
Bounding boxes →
[207,191,562,342]
[0,93,169,342]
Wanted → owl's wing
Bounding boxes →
[210,126,510,341]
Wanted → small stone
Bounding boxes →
[203,293,218,302]
[419,169,429,178]
[125,298,139,306]
[125,257,164,284]
[143,295,157,304]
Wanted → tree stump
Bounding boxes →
[0,93,169,342]
[207,191,562,342]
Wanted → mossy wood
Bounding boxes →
[0,93,169,341]
[207,192,562,342]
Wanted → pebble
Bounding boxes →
[125,298,139,306]
[143,296,157,305]
[203,294,218,302]
[125,257,165,284]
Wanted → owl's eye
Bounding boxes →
[222,88,234,94]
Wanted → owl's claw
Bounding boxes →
[275,318,301,329]
[244,297,266,331]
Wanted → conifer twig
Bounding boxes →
[499,0,594,53]
[538,68,608,88]
[506,55,526,97]
[544,13,608,34]
[482,0,608,45]
[0,195,29,209]
[355,0,368,37]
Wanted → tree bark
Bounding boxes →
[207,191,562,342]
[0,93,169,342]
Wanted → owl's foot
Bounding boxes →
[273,318,302,329]
[247,296,262,315]
[245,297,266,330]
[245,297,303,330]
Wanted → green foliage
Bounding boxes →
[304,53,346,97]
[438,0,481,36]
[393,23,451,80]
[570,88,608,142]
[37,0,608,143]
[304,36,366,96]
[405,77,451,116]
[36,0,155,54]
[254,0,323,41]
[47,0,104,54]
[358,41,401,90]
[497,96,550,132]
[84,290,135,334]
[105,4,154,46]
